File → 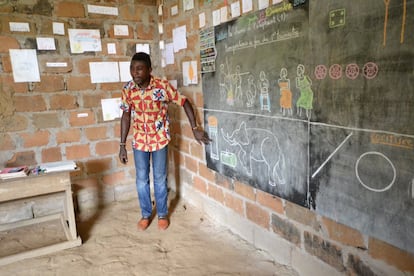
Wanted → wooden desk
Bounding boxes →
[0,171,82,266]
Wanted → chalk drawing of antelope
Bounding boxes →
[221,121,285,186]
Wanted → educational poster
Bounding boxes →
[68,29,102,54]
[89,62,119,83]
[182,61,198,86]
[9,49,40,83]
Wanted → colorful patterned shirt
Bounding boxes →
[120,76,187,152]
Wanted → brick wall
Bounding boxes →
[0,0,159,210]
[161,1,414,275]
[1,0,413,275]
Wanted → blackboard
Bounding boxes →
[202,0,414,254]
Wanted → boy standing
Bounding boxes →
[119,52,210,230]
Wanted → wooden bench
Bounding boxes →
[0,171,82,266]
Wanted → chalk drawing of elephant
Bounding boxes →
[221,121,285,186]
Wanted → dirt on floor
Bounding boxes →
[0,197,299,276]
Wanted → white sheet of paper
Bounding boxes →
[273,0,283,4]
[242,0,253,13]
[158,4,163,16]
[199,13,206,28]
[220,6,228,23]
[119,61,131,82]
[172,25,187,53]
[136,43,150,54]
[171,5,178,16]
[231,2,241,18]
[68,29,102,53]
[89,62,120,83]
[258,0,269,10]
[165,43,174,64]
[87,4,118,15]
[159,40,165,50]
[183,0,194,11]
[46,62,67,67]
[161,57,166,68]
[213,9,221,26]
[114,25,129,36]
[107,43,116,54]
[169,80,178,89]
[101,98,122,121]
[9,49,40,83]
[182,61,198,86]
[9,22,30,32]
[53,22,65,35]
[158,23,164,34]
[36,37,56,50]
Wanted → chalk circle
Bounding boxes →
[355,151,396,192]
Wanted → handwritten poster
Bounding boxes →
[183,0,194,11]
[68,29,102,54]
[182,61,198,86]
[173,25,187,52]
[9,49,40,83]
[36,37,56,50]
[89,62,119,83]
[101,98,122,121]
[136,43,150,54]
[119,61,131,82]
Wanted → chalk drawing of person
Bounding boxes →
[295,64,313,118]
[258,71,270,112]
[219,64,227,101]
[278,67,293,116]
[246,74,257,108]
[233,65,243,105]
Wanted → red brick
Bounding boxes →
[216,174,232,190]
[190,141,204,160]
[55,1,85,18]
[199,163,215,182]
[66,144,90,160]
[193,175,207,194]
[84,158,112,174]
[234,180,255,201]
[67,76,96,91]
[176,136,190,154]
[224,192,244,216]
[369,238,414,273]
[41,147,62,163]
[322,217,366,249]
[271,213,301,245]
[33,75,65,92]
[0,36,20,53]
[14,95,46,112]
[0,133,15,151]
[82,92,106,108]
[73,58,101,74]
[285,201,319,231]
[1,75,27,93]
[33,113,62,129]
[56,129,81,144]
[69,110,95,126]
[1,114,28,132]
[119,5,145,21]
[208,183,224,204]
[184,155,198,173]
[102,171,125,186]
[137,24,156,40]
[95,140,119,156]
[100,82,123,91]
[85,126,108,141]
[246,201,270,228]
[2,55,12,72]
[20,130,50,147]
[6,151,36,166]
[50,94,78,110]
[256,190,284,215]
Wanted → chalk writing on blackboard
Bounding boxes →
[370,134,414,150]
[355,151,396,192]
[221,121,285,186]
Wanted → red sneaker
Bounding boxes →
[158,217,169,230]
[137,218,150,231]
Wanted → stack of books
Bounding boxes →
[0,166,30,180]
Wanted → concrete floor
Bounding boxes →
[0,197,299,275]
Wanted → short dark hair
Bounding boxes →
[131,52,151,68]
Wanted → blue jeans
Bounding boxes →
[133,146,168,219]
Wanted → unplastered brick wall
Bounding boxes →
[0,0,164,211]
[161,0,414,275]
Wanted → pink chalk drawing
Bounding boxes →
[345,63,360,80]
[329,64,342,80]
[363,62,379,79]
[314,64,327,80]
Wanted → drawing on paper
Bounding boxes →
[221,121,285,186]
